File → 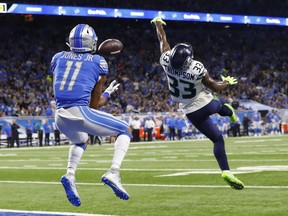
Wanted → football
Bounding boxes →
[97,39,123,55]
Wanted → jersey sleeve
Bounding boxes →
[98,56,109,76]
[159,51,171,67]
[191,60,207,80]
[50,52,62,76]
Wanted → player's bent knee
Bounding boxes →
[75,143,87,150]
[211,133,224,143]
[118,131,132,140]
[126,127,132,134]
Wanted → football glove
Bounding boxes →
[151,17,166,25]
[104,80,120,96]
[221,75,238,85]
[46,75,52,83]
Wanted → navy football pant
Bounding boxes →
[186,99,232,170]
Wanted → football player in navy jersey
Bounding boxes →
[51,24,132,206]
[151,17,244,190]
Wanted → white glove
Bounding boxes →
[104,80,120,96]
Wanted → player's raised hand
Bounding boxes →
[104,80,120,95]
[221,75,238,85]
[151,17,166,25]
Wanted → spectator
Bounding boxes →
[175,115,186,140]
[25,119,33,146]
[252,110,262,136]
[131,116,141,142]
[142,117,148,141]
[242,113,250,136]
[43,118,51,146]
[144,117,155,141]
[4,122,12,148]
[11,120,20,148]
[167,114,176,141]
[52,121,61,145]
[36,120,44,146]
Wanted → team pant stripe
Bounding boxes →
[79,107,129,132]
[88,107,130,128]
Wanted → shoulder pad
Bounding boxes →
[190,60,206,79]
[160,51,171,66]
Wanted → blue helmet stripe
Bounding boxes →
[74,24,85,49]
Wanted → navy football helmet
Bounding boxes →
[170,43,194,70]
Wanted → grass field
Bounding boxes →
[0,135,287,216]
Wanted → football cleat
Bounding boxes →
[60,174,81,207]
[221,171,244,190]
[224,103,237,123]
[101,171,129,200]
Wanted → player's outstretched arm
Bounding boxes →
[89,77,120,109]
[202,73,237,92]
[151,17,171,54]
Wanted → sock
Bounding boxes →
[111,134,130,173]
[213,135,230,170]
[67,143,86,176]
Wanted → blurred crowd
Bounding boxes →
[0,15,287,117]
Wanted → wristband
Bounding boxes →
[101,92,110,100]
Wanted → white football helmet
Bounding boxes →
[68,24,98,53]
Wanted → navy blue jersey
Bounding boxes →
[51,51,108,108]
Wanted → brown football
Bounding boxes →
[97,39,123,55]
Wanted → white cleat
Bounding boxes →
[101,171,129,200]
[60,174,81,207]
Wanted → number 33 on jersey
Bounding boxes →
[160,51,214,113]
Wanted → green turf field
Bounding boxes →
[0,135,287,216]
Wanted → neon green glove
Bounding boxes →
[46,75,52,83]
[221,75,238,85]
[150,17,166,25]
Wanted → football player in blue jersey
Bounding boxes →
[50,24,132,206]
[151,17,244,190]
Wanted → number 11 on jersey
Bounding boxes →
[59,61,82,91]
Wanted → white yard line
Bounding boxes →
[0,180,287,189]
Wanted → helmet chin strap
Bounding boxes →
[66,42,70,48]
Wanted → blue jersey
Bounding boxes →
[272,113,280,122]
[265,112,273,123]
[175,119,186,130]
[167,117,176,128]
[44,123,51,133]
[5,125,12,137]
[218,117,224,127]
[51,51,109,108]
[26,123,33,134]
[253,112,260,121]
